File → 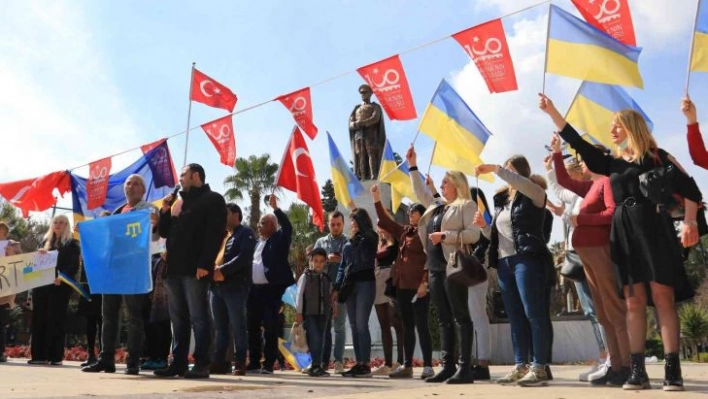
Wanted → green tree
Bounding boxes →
[321,179,337,213]
[0,201,49,252]
[223,154,280,230]
[286,203,325,280]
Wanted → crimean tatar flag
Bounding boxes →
[379,140,419,213]
[690,0,708,72]
[546,5,643,88]
[566,81,652,148]
[326,132,364,210]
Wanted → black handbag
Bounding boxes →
[560,223,585,282]
[384,277,396,299]
[445,204,487,287]
[638,149,684,218]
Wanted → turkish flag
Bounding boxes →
[86,157,112,210]
[276,87,318,140]
[356,55,417,121]
[453,19,518,93]
[275,126,324,231]
[0,171,71,216]
[201,115,236,167]
[190,68,238,112]
[571,0,636,46]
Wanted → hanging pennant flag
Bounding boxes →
[690,0,708,72]
[201,115,236,167]
[86,157,112,210]
[546,5,643,88]
[275,127,325,231]
[326,132,365,210]
[571,0,636,46]
[0,171,71,217]
[190,68,238,112]
[276,87,318,140]
[357,55,417,121]
[452,19,518,93]
[140,138,178,185]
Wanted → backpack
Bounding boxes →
[638,149,684,218]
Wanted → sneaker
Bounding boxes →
[391,362,401,371]
[496,364,528,384]
[154,364,187,378]
[342,364,361,377]
[517,365,549,387]
[334,361,344,374]
[472,365,491,380]
[301,364,312,374]
[389,366,413,379]
[420,366,435,380]
[371,365,391,376]
[590,366,615,386]
[184,364,210,379]
[579,363,600,382]
[260,366,274,375]
[352,365,372,378]
[82,361,116,373]
[80,357,97,368]
[308,366,330,377]
[607,366,630,387]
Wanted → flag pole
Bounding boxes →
[427,142,436,175]
[183,62,196,166]
[378,161,405,183]
[542,3,552,95]
[563,85,582,120]
[686,0,702,96]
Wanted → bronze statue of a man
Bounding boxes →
[349,84,386,181]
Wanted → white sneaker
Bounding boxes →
[301,364,312,374]
[587,361,610,382]
[371,365,391,376]
[421,366,435,379]
[517,365,549,387]
[579,364,599,382]
[391,362,401,371]
[334,361,344,374]
[497,364,529,384]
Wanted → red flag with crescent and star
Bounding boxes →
[452,19,517,93]
[190,68,238,112]
[276,87,318,140]
[86,157,112,210]
[275,126,324,231]
[0,171,71,217]
[356,55,417,121]
[201,115,236,167]
[571,0,636,46]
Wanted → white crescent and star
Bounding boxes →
[292,148,310,178]
[200,80,222,97]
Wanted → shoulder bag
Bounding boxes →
[446,203,487,287]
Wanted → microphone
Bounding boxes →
[165,184,181,206]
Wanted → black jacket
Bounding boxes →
[48,238,81,279]
[217,224,257,286]
[335,229,378,289]
[259,209,295,287]
[159,184,227,277]
[488,190,550,270]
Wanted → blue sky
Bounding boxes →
[1,0,707,242]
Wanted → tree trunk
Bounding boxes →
[249,189,261,231]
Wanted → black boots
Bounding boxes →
[426,324,457,383]
[663,353,684,391]
[622,353,651,390]
[446,323,474,384]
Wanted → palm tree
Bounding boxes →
[223,154,281,230]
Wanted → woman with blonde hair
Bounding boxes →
[540,94,701,391]
[29,214,81,366]
[407,147,482,384]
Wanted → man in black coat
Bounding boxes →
[155,163,226,379]
[247,195,295,374]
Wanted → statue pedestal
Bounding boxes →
[337,180,391,224]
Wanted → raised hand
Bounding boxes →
[475,164,500,176]
[406,146,417,167]
[682,97,698,124]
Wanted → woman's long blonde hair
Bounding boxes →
[43,214,73,250]
[445,170,471,201]
[614,109,657,163]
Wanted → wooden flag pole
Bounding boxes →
[686,0,702,96]
[183,62,196,166]
[427,142,436,176]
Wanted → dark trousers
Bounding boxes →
[304,314,331,367]
[164,275,211,368]
[428,270,472,366]
[0,305,8,355]
[396,288,433,367]
[30,284,72,362]
[247,284,286,368]
[85,315,102,357]
[211,283,249,364]
[99,294,145,366]
[145,320,171,362]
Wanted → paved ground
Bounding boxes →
[1,359,707,398]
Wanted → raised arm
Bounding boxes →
[496,167,546,208]
[576,177,615,226]
[682,98,708,169]
[407,146,435,207]
[552,151,592,197]
[372,185,404,238]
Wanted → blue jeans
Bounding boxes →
[164,275,211,367]
[210,283,249,364]
[498,254,551,367]
[575,280,606,353]
[326,263,346,363]
[346,280,376,363]
[304,315,331,367]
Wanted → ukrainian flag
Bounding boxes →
[379,140,418,213]
[418,79,492,176]
[477,196,493,227]
[566,81,653,149]
[431,143,493,183]
[546,5,643,88]
[327,132,364,209]
[690,0,708,71]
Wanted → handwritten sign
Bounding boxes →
[0,252,56,297]
[32,250,58,271]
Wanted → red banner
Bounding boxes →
[201,115,236,167]
[276,87,318,140]
[0,171,70,217]
[87,157,112,210]
[453,19,518,93]
[190,68,238,112]
[356,55,417,121]
[571,0,636,46]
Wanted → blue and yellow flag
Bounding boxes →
[566,81,652,149]
[70,141,176,221]
[78,209,152,295]
[547,5,643,88]
[418,79,492,178]
[379,140,419,213]
[327,132,364,209]
[691,0,708,71]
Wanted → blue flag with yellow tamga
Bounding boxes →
[79,209,152,294]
